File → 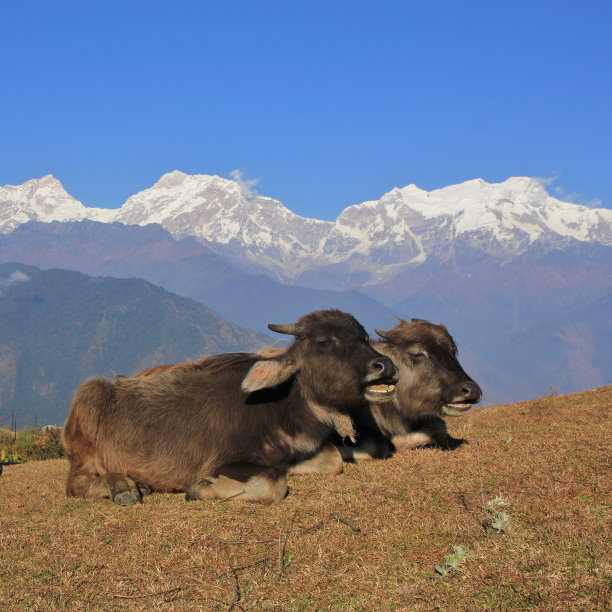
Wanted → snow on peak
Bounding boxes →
[0,174,90,231]
[153,169,190,188]
[16,174,70,198]
[356,176,611,245]
[110,171,272,230]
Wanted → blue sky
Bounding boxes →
[2,0,610,219]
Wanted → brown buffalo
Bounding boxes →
[62,309,397,505]
[338,318,482,461]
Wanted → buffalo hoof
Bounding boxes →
[186,480,203,502]
[137,482,153,496]
[113,489,142,506]
[186,478,216,501]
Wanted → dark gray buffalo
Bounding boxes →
[336,318,482,461]
[62,309,398,505]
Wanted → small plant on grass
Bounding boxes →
[435,545,471,577]
[0,448,23,465]
[485,496,513,533]
[490,512,513,532]
[486,496,510,509]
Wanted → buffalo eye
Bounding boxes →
[407,350,428,363]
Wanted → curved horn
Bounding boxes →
[375,328,390,340]
[268,323,299,336]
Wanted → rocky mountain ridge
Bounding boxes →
[2,171,610,285]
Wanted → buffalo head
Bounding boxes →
[374,318,481,419]
[242,309,398,407]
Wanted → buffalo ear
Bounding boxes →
[241,358,298,393]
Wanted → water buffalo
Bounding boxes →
[62,309,397,505]
[338,318,482,461]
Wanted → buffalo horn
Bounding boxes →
[375,328,390,340]
[268,323,299,336]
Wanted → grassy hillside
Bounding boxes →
[0,387,610,610]
[0,263,270,427]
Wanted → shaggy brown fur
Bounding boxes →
[62,310,397,506]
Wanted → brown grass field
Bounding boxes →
[1,386,610,611]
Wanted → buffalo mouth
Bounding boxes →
[442,402,475,416]
[364,381,396,403]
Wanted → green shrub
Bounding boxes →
[32,427,65,460]
[0,427,64,463]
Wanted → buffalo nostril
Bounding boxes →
[461,382,481,401]
[372,360,385,372]
[369,357,397,380]
[371,358,399,381]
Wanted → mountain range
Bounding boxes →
[2,171,611,287]
[1,172,611,414]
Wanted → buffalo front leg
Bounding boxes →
[337,434,394,462]
[289,442,343,475]
[66,459,143,506]
[392,416,466,451]
[186,464,287,505]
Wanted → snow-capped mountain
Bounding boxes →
[105,171,331,278]
[319,177,612,285]
[336,177,612,256]
[0,175,111,232]
[1,171,611,283]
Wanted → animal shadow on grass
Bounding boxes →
[419,435,468,451]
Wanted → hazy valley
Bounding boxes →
[0,262,269,426]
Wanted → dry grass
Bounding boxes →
[1,387,610,610]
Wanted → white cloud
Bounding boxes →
[1,270,30,287]
[0,270,31,295]
[554,185,603,208]
[534,174,560,188]
[535,175,603,209]
[585,198,603,208]
[229,169,259,199]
